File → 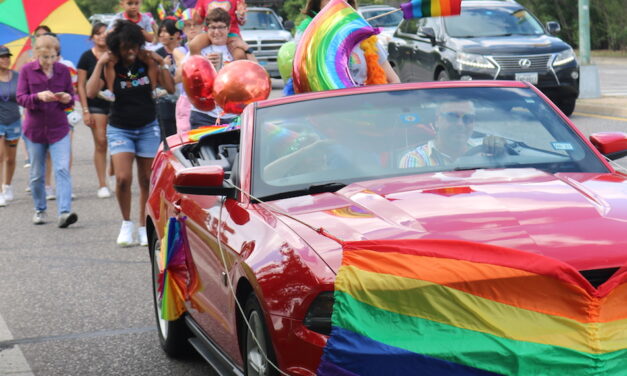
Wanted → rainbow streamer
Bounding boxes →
[157,3,166,20]
[158,217,201,321]
[318,239,627,375]
[292,0,379,93]
[400,0,461,20]
[188,122,240,142]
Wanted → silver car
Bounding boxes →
[241,7,293,78]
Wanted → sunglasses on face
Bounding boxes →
[440,111,476,126]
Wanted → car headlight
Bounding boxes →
[303,291,334,335]
[553,48,576,67]
[456,52,496,71]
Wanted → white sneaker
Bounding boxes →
[32,210,46,224]
[117,220,138,247]
[98,89,116,102]
[0,193,6,207]
[138,226,148,246]
[46,186,55,200]
[2,185,13,201]
[97,186,112,198]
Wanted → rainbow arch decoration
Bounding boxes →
[0,0,92,68]
[318,238,627,375]
[292,0,379,93]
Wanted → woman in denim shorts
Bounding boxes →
[0,45,21,207]
[86,21,174,247]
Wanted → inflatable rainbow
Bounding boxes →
[292,0,379,93]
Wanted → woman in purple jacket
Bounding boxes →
[16,35,78,227]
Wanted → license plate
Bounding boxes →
[515,72,538,85]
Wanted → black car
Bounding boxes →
[388,0,580,115]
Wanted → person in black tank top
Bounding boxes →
[85,20,175,247]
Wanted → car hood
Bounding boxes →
[271,169,627,273]
[241,29,292,41]
[452,34,571,55]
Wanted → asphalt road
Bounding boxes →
[1,80,627,375]
[595,58,627,97]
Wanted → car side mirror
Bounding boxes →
[173,165,236,196]
[418,27,436,45]
[546,21,561,35]
[589,132,627,160]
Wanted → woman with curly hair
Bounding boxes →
[86,20,174,247]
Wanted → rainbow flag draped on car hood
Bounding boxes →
[317,239,627,375]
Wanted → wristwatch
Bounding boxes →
[244,47,254,55]
[161,64,171,70]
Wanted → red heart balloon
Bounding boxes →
[212,60,271,115]
[182,55,217,111]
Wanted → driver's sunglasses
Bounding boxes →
[440,111,475,126]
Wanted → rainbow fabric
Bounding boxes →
[292,0,379,93]
[158,217,201,321]
[188,122,240,142]
[318,239,627,375]
[157,3,166,20]
[400,0,461,20]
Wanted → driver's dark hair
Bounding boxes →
[205,8,231,26]
[106,20,145,58]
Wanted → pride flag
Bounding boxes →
[318,239,627,375]
[400,0,461,20]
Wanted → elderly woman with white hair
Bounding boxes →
[16,34,78,228]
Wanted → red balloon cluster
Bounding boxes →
[212,60,272,115]
[181,55,217,111]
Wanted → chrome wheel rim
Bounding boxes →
[153,241,168,339]
[246,310,268,376]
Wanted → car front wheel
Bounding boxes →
[437,69,450,81]
[244,295,279,376]
[556,97,576,117]
[151,234,191,357]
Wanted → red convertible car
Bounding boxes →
[146,81,627,375]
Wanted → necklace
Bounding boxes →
[0,71,13,102]
[126,62,139,79]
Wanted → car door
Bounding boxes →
[388,19,419,82]
[413,18,442,82]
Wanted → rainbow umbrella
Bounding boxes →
[0,0,92,69]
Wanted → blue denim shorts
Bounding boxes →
[107,120,161,158]
[0,119,22,142]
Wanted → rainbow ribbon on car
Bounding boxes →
[318,238,627,375]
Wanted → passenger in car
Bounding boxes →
[399,100,505,168]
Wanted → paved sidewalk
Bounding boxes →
[576,96,627,118]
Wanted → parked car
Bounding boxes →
[88,13,116,26]
[388,0,580,116]
[358,5,403,49]
[240,7,293,78]
[146,80,627,374]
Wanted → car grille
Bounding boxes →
[491,54,552,73]
[579,267,619,288]
[245,39,286,52]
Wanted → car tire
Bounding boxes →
[437,69,450,81]
[556,97,576,117]
[151,234,192,357]
[243,295,279,376]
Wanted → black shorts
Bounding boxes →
[88,105,110,115]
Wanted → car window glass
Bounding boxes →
[251,87,607,200]
[399,19,418,35]
[361,9,403,28]
[241,10,282,30]
[444,8,545,37]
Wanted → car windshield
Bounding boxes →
[444,8,545,37]
[360,9,403,28]
[251,87,607,200]
[241,10,283,30]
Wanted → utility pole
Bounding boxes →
[578,0,600,98]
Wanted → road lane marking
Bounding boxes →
[0,313,34,376]
[573,112,627,122]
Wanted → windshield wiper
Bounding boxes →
[307,182,346,194]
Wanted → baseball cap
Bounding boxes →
[0,45,12,57]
